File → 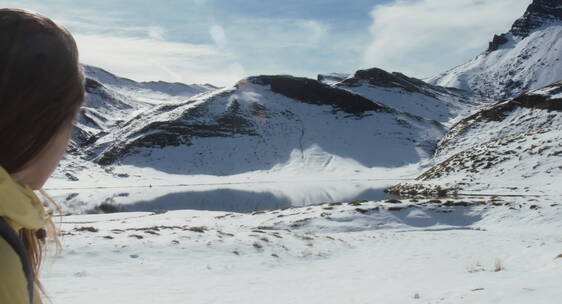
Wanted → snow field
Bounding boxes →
[42,197,562,304]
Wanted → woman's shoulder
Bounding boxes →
[0,237,31,303]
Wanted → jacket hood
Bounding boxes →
[0,166,48,231]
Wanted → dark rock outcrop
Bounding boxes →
[510,0,562,38]
[246,75,386,115]
[512,84,562,111]
[248,75,388,115]
[85,78,102,91]
[485,0,562,54]
[466,82,562,124]
[339,67,462,100]
[487,34,509,53]
[340,68,427,93]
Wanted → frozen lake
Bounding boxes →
[47,179,404,214]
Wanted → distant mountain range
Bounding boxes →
[71,71,459,177]
[57,0,561,202]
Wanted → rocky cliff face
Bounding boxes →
[487,0,562,52]
[510,0,562,38]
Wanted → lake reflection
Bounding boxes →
[49,180,402,214]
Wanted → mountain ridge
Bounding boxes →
[75,73,446,177]
[427,0,562,99]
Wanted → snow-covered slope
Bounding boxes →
[415,125,561,194]
[317,72,350,85]
[387,81,562,195]
[435,81,562,159]
[78,75,444,177]
[427,0,562,99]
[334,67,479,124]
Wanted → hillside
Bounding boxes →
[387,81,562,196]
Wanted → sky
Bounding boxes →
[1,0,532,86]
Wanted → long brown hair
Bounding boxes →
[0,8,85,299]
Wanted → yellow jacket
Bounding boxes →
[0,167,48,304]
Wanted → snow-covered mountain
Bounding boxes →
[83,65,218,97]
[69,66,218,154]
[427,0,562,99]
[385,0,562,196]
[332,67,478,124]
[55,66,479,211]
[78,74,445,176]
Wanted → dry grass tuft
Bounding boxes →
[74,226,98,232]
[467,261,485,273]
[187,226,206,233]
[493,259,504,272]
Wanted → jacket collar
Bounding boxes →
[0,166,47,231]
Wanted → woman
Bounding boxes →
[0,8,85,304]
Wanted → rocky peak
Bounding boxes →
[510,0,562,38]
[486,34,509,53]
[485,0,562,52]
[340,68,427,93]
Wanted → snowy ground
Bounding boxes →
[42,195,562,304]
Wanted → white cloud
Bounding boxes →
[298,20,329,44]
[74,34,244,86]
[2,1,246,86]
[363,0,532,78]
[210,25,228,48]
[147,26,165,40]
